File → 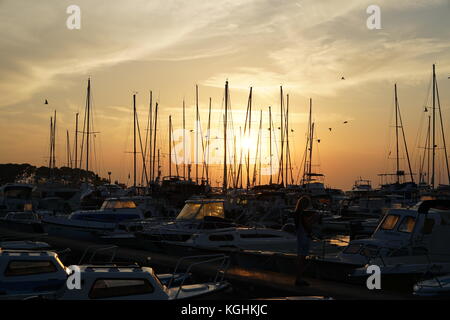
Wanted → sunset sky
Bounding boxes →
[1,0,449,189]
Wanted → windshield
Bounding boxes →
[380,215,399,230]
[176,203,201,220]
[101,200,137,209]
[176,202,224,220]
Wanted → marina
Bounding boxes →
[1,1,450,311]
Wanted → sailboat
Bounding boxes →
[378,84,417,200]
[300,99,326,195]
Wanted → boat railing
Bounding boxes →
[78,245,118,264]
[166,254,230,298]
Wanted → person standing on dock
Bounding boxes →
[294,195,318,287]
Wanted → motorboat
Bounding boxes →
[58,258,229,300]
[0,183,35,215]
[42,198,144,240]
[0,249,68,300]
[135,199,298,253]
[0,211,45,233]
[312,200,450,285]
[0,248,230,300]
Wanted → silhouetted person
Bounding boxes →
[294,195,318,287]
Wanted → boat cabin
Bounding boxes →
[0,183,34,213]
[0,250,68,299]
[69,198,144,223]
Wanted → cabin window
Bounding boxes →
[102,200,137,210]
[398,216,416,233]
[380,215,400,230]
[198,203,224,219]
[89,279,154,299]
[422,219,435,234]
[5,260,57,276]
[176,203,201,220]
[209,234,234,241]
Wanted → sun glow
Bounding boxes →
[241,137,253,150]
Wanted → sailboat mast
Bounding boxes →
[285,94,290,185]
[252,110,263,186]
[223,81,228,193]
[183,99,186,180]
[269,106,272,185]
[395,84,400,184]
[152,102,158,183]
[147,91,153,183]
[206,97,212,184]
[66,130,71,168]
[86,78,90,177]
[157,149,161,181]
[74,113,78,170]
[432,64,436,189]
[133,94,137,190]
[247,88,252,189]
[169,115,172,177]
[308,99,313,180]
[49,116,53,169]
[53,110,56,169]
[195,85,199,184]
[279,86,284,186]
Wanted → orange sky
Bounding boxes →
[1,0,449,190]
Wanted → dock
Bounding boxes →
[0,227,411,299]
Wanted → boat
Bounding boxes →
[0,249,68,300]
[0,240,51,251]
[311,199,450,284]
[135,198,298,253]
[58,255,230,300]
[413,274,450,297]
[42,198,144,240]
[0,211,45,233]
[0,183,35,215]
[0,246,230,300]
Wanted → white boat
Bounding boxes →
[0,249,68,300]
[42,198,144,240]
[0,247,230,300]
[59,257,229,300]
[136,199,298,252]
[327,200,450,266]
